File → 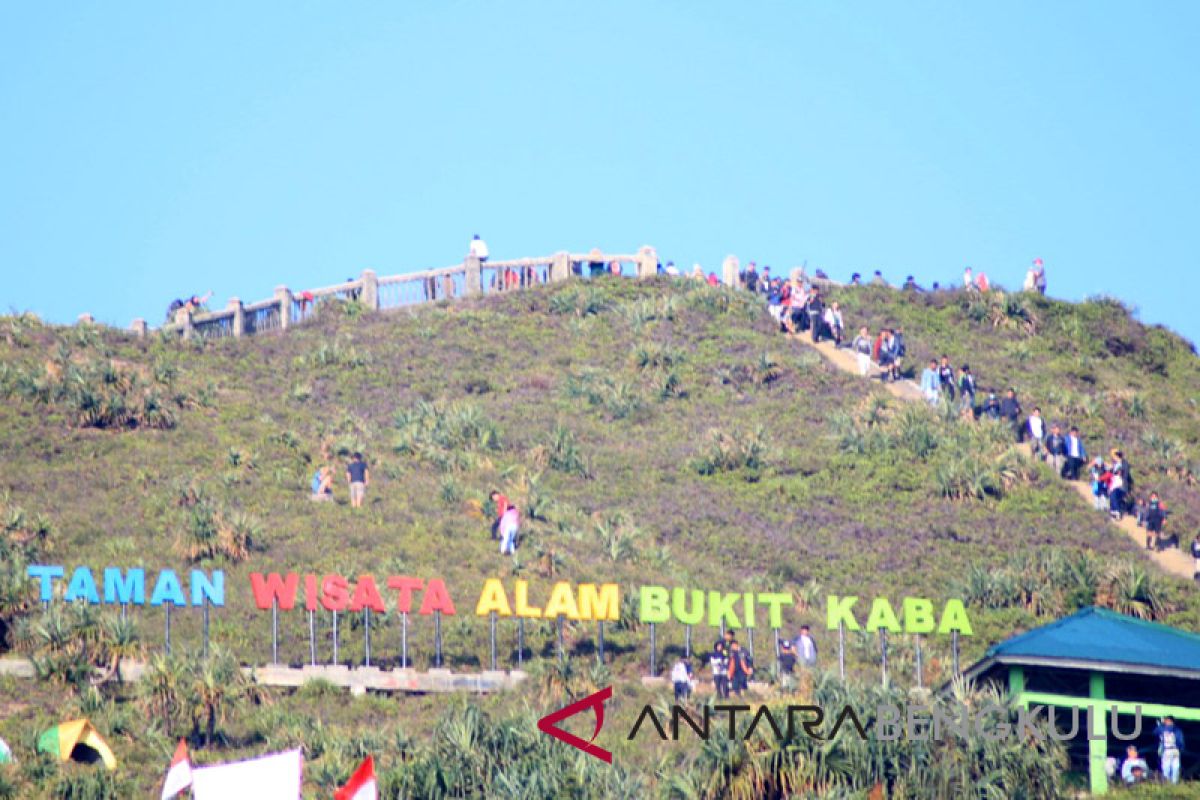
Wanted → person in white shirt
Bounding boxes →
[469,234,489,262]
[823,302,845,346]
[793,625,817,667]
[671,657,695,702]
[1026,407,1046,459]
[1023,267,1038,292]
[963,266,974,290]
[851,327,872,376]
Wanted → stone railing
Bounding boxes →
[129,247,660,340]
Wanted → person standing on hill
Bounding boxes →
[671,657,695,703]
[824,302,845,346]
[920,360,941,405]
[963,266,974,290]
[805,287,825,344]
[870,270,889,288]
[469,234,489,263]
[346,453,370,509]
[1146,492,1167,551]
[1191,534,1200,583]
[794,625,818,667]
[777,640,797,692]
[1026,407,1046,458]
[983,392,1002,420]
[498,504,521,555]
[1000,389,1023,441]
[1034,258,1047,294]
[489,489,509,540]
[958,365,977,416]
[852,327,873,376]
[1109,451,1128,520]
[937,356,956,402]
[1044,424,1067,476]
[892,328,907,381]
[1153,716,1184,784]
[743,261,759,292]
[1064,427,1087,480]
[727,640,752,696]
[710,641,730,699]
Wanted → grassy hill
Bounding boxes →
[1,277,1198,797]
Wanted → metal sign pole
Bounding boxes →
[952,630,960,677]
[880,629,889,688]
[773,628,781,662]
[915,635,923,690]
[685,625,692,659]
[748,627,754,659]
[649,622,657,676]
[271,600,279,665]
[597,621,605,664]
[364,608,372,667]
[308,610,316,666]
[517,618,525,668]
[332,610,339,665]
[203,599,210,658]
[401,612,409,669]
[164,604,172,656]
[435,610,443,667]
[556,615,564,665]
[489,612,497,670]
[838,621,846,680]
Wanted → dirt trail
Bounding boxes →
[796,335,1196,581]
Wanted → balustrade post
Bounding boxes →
[636,246,659,279]
[228,297,245,338]
[551,251,571,282]
[360,269,379,310]
[465,254,482,296]
[722,255,740,287]
[275,285,293,330]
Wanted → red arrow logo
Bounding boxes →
[536,686,613,763]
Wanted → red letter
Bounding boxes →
[350,575,386,613]
[386,576,424,613]
[321,574,349,611]
[249,573,299,611]
[419,578,457,616]
[304,574,318,611]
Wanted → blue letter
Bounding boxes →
[150,570,187,607]
[103,567,145,605]
[190,570,225,607]
[27,565,64,602]
[65,566,100,604]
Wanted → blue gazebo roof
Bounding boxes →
[965,606,1200,680]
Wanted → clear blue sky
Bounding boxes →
[2,2,1198,344]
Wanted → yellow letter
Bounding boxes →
[474,578,512,617]
[579,584,620,622]
[826,595,860,631]
[543,581,581,620]
[514,580,542,618]
[937,599,974,636]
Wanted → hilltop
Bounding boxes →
[1,276,1198,796]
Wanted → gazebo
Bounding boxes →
[962,606,1200,794]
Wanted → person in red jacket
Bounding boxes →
[489,489,509,541]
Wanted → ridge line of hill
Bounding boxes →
[799,334,1195,580]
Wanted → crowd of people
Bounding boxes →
[669,625,819,702]
[309,452,370,509]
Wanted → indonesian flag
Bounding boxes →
[335,755,378,800]
[160,740,192,799]
[191,748,302,799]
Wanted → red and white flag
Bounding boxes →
[160,739,192,799]
[335,755,378,800]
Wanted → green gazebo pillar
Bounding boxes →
[1088,671,1107,796]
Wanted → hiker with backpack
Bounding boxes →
[805,287,825,344]
[958,365,977,416]
[1090,457,1110,511]
[1146,492,1168,551]
[937,356,956,402]
[727,640,753,696]
[710,641,730,699]
[1109,451,1128,520]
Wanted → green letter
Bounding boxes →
[707,591,741,628]
[758,593,793,629]
[865,598,902,633]
[671,588,704,625]
[639,585,670,624]
[826,595,860,631]
[903,598,935,634]
[937,599,974,636]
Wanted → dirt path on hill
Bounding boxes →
[796,335,1196,581]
